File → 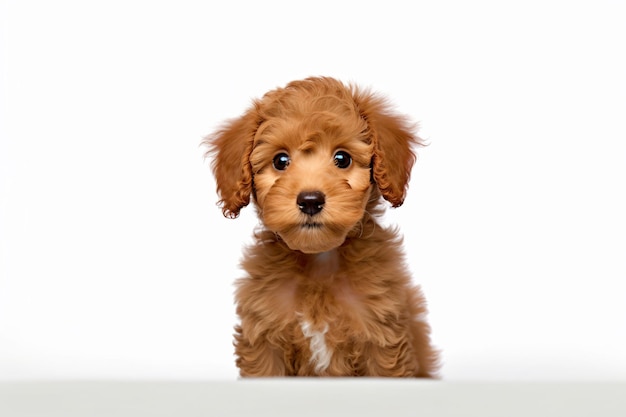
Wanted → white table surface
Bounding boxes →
[1,380,625,417]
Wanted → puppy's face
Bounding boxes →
[207,77,420,254]
[250,108,374,253]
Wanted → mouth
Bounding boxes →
[302,222,323,229]
[277,220,349,253]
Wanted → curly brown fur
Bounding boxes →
[205,77,439,377]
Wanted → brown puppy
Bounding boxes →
[206,77,439,377]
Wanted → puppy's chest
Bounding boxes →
[286,259,378,375]
[246,252,396,375]
[267,274,356,317]
[286,255,374,340]
[296,252,364,315]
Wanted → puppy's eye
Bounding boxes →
[333,151,352,169]
[272,153,291,171]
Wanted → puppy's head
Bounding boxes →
[206,77,423,253]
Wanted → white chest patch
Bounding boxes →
[299,320,332,373]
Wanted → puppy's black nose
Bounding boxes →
[297,191,325,216]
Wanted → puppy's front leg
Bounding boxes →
[233,325,286,377]
[362,337,421,377]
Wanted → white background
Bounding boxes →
[1,0,625,381]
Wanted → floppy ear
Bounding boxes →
[204,104,261,218]
[353,91,424,207]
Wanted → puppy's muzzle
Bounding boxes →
[297,191,325,216]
